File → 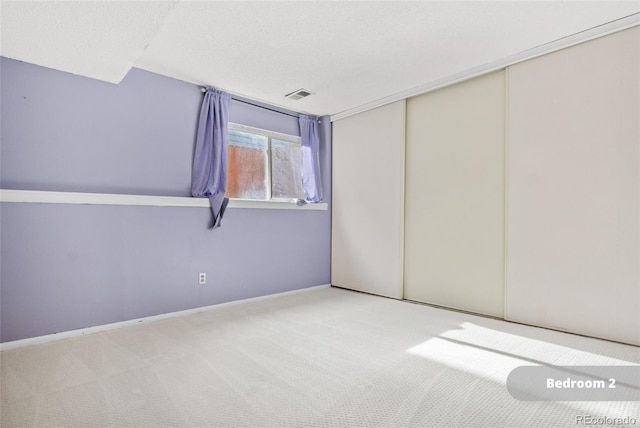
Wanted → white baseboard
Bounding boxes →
[0,284,331,351]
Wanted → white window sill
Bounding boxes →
[0,189,328,211]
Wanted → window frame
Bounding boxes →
[227,122,305,202]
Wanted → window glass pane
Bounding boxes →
[271,138,305,199]
[227,129,268,199]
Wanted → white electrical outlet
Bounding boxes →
[199,273,206,285]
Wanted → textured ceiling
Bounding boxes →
[1,1,639,117]
[0,1,179,83]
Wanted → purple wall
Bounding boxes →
[0,58,332,342]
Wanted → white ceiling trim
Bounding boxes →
[331,13,640,122]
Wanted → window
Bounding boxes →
[226,123,306,201]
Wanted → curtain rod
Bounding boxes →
[200,87,320,122]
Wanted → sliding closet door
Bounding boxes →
[404,71,505,317]
[331,101,405,299]
[506,27,639,345]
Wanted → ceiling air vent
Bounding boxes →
[285,88,312,100]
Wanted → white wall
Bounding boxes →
[506,27,639,345]
[331,100,405,299]
[404,71,506,317]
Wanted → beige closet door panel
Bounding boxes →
[506,27,639,345]
[404,71,506,317]
[331,101,405,299]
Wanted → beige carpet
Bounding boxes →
[1,286,639,427]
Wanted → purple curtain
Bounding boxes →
[299,114,323,203]
[192,87,231,229]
